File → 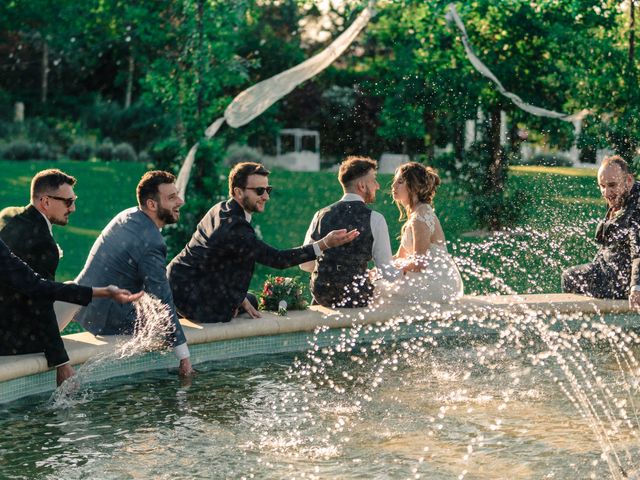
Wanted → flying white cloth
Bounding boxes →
[446,3,589,123]
[176,3,376,197]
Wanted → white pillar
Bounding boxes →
[464,119,475,150]
[500,110,508,146]
[568,118,582,165]
[14,102,24,123]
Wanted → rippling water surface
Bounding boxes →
[2,334,639,479]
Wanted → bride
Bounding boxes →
[380,162,463,303]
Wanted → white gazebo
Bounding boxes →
[275,128,321,171]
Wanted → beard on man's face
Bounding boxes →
[50,214,70,226]
[363,185,376,204]
[241,196,259,213]
[157,205,179,225]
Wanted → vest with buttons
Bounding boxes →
[310,200,374,307]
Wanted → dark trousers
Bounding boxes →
[562,262,628,299]
[311,281,373,309]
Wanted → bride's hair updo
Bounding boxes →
[397,162,441,209]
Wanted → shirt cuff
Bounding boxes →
[173,342,190,360]
[631,285,640,292]
[312,241,323,257]
[54,360,70,368]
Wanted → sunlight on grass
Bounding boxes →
[511,165,598,177]
[63,225,103,237]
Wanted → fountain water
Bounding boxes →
[1,222,639,479]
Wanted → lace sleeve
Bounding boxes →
[412,205,436,235]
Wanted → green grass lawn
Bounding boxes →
[2,160,605,323]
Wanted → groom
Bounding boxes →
[168,162,359,323]
[300,156,399,308]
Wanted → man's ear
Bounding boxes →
[145,197,157,212]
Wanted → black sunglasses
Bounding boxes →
[244,186,273,196]
[45,195,76,208]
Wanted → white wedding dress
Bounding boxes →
[379,205,463,303]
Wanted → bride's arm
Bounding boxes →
[402,221,431,273]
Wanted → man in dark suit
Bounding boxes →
[0,168,80,385]
[562,155,640,309]
[167,162,358,323]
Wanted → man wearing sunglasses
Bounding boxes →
[168,162,359,323]
[0,168,80,385]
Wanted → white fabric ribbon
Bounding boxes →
[446,3,589,123]
[176,4,376,198]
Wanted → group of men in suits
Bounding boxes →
[3,153,639,387]
[1,164,357,384]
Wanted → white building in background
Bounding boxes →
[271,128,321,172]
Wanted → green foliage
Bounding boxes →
[1,140,55,161]
[527,153,573,167]
[224,143,263,167]
[84,100,171,152]
[67,142,94,161]
[149,137,182,172]
[95,140,114,161]
[113,142,137,162]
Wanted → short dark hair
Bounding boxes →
[338,156,377,188]
[601,155,630,174]
[136,170,176,207]
[31,169,76,200]
[228,162,270,196]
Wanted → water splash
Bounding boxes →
[244,220,640,479]
[49,293,175,409]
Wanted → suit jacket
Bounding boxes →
[0,205,70,366]
[74,207,187,347]
[0,238,92,304]
[168,198,317,323]
[593,181,640,292]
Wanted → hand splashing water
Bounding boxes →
[49,293,175,409]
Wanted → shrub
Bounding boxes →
[113,142,137,162]
[149,137,182,171]
[84,99,171,151]
[224,143,262,167]
[430,152,461,177]
[67,142,94,161]
[1,140,55,161]
[2,140,35,161]
[527,152,573,167]
[95,140,114,161]
[138,150,150,164]
[31,142,56,160]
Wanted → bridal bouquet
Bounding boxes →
[259,276,308,315]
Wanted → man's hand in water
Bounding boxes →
[629,291,640,310]
[178,358,195,377]
[56,363,75,386]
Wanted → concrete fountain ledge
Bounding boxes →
[0,293,638,403]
